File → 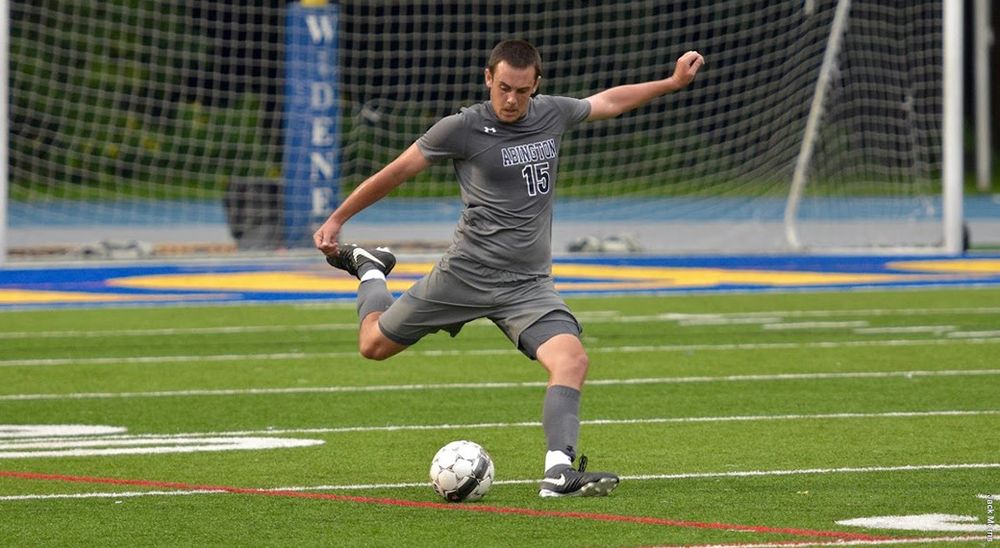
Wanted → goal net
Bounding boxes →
[3,0,956,259]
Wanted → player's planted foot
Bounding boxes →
[538,456,619,498]
[326,244,396,279]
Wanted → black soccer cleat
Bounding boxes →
[538,455,619,498]
[326,244,396,279]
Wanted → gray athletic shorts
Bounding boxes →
[377,262,581,359]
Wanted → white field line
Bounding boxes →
[655,535,987,547]
[2,369,999,402]
[948,330,1000,338]
[678,317,783,326]
[14,409,995,439]
[5,337,1000,368]
[1,306,999,340]
[0,490,228,501]
[763,321,869,330]
[2,463,997,502]
[855,325,957,335]
[0,323,358,339]
[611,306,1000,323]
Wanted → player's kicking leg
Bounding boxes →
[326,244,405,360]
[532,329,619,497]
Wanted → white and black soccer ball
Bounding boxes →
[428,440,494,502]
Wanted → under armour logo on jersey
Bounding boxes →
[483,126,497,134]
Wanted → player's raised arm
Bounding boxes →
[585,50,704,122]
[313,143,431,256]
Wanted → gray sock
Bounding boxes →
[356,279,393,322]
[542,384,581,462]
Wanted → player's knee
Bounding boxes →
[572,351,590,377]
[357,317,390,360]
[536,333,590,384]
[358,338,391,361]
[359,346,390,361]
[357,327,406,361]
[555,349,589,380]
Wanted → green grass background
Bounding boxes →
[0,288,997,546]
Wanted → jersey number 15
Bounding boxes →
[521,162,551,197]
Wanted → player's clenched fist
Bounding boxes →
[313,218,341,256]
[671,51,704,88]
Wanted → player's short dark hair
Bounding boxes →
[487,39,542,79]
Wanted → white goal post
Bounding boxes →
[0,0,8,265]
[786,0,963,254]
[0,0,969,262]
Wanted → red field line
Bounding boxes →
[1,470,894,542]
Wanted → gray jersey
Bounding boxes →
[416,95,591,276]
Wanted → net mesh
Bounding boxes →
[6,0,944,256]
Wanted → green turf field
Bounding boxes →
[1,288,997,546]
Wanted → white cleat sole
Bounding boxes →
[538,477,619,498]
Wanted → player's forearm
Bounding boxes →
[586,77,686,121]
[328,144,428,225]
[587,51,704,121]
[329,169,404,225]
[313,156,413,252]
[605,77,682,112]
[328,178,386,226]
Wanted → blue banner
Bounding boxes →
[282,2,340,247]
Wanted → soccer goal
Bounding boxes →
[0,0,964,261]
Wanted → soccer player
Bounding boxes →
[315,39,704,497]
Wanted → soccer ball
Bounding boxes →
[428,440,494,502]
